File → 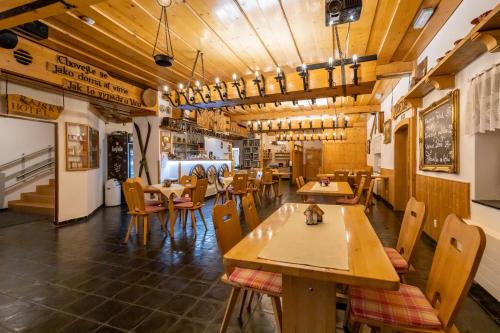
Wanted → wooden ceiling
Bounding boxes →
[1,0,462,118]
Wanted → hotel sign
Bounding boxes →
[0,37,157,112]
[7,94,63,120]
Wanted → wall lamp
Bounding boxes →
[299,63,309,91]
[231,73,246,99]
[213,77,228,101]
[253,71,266,97]
[275,67,287,94]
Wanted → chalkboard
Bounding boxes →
[419,90,459,173]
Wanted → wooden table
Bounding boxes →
[224,203,399,332]
[272,171,290,197]
[144,183,185,237]
[297,181,354,197]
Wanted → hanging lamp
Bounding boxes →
[153,0,174,67]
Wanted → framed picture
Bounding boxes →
[419,90,459,173]
[412,57,428,86]
[383,119,392,144]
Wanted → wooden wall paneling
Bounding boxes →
[322,126,367,172]
[416,174,470,240]
[379,168,395,206]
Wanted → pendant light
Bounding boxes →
[153,0,174,67]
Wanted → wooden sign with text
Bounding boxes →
[0,37,157,114]
[7,94,63,120]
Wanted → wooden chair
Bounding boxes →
[353,170,371,191]
[212,200,283,333]
[178,175,197,201]
[348,214,486,333]
[383,197,426,275]
[241,192,261,231]
[360,179,375,213]
[122,179,167,245]
[333,170,349,182]
[337,176,366,205]
[261,169,277,197]
[134,177,162,206]
[247,171,262,206]
[214,176,229,205]
[228,173,248,205]
[248,169,257,179]
[174,178,208,234]
[296,176,315,203]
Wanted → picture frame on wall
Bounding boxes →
[412,57,428,87]
[383,119,392,144]
[419,89,459,173]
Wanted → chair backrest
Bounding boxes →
[122,179,135,212]
[298,176,305,187]
[355,170,372,190]
[248,169,257,179]
[333,170,349,182]
[364,179,375,211]
[123,179,146,213]
[425,214,486,330]
[262,169,274,184]
[354,176,366,198]
[395,197,426,263]
[252,171,262,189]
[232,173,248,193]
[180,175,197,187]
[192,178,208,205]
[212,200,243,255]
[242,192,261,231]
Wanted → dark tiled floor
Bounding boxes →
[0,182,498,333]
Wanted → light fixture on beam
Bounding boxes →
[231,73,246,99]
[299,63,309,91]
[413,7,434,29]
[275,67,287,94]
[326,57,335,87]
[213,77,228,101]
[253,71,266,97]
[351,54,360,85]
[193,80,208,103]
[162,85,180,107]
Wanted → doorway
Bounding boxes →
[304,148,322,181]
[394,118,416,211]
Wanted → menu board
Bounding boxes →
[419,90,459,173]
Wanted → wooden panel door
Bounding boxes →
[304,149,322,180]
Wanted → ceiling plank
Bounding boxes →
[0,0,107,29]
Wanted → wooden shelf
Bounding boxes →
[405,5,500,101]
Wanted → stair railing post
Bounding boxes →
[0,172,5,208]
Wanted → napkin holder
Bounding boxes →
[319,178,330,187]
[304,204,324,225]
[163,179,172,188]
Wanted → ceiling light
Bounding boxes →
[413,8,434,29]
[374,93,383,100]
[80,16,95,25]
[153,0,174,67]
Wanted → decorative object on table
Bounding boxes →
[419,89,459,173]
[152,0,174,67]
[304,204,325,225]
[163,179,172,187]
[383,119,392,144]
[134,121,152,185]
[319,178,330,186]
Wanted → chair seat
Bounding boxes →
[173,196,191,203]
[228,267,282,294]
[174,201,194,209]
[337,197,359,205]
[384,247,409,273]
[349,284,442,330]
[144,205,167,213]
[145,200,163,206]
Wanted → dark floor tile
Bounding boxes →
[160,294,197,316]
[169,319,206,333]
[75,276,111,293]
[137,273,165,288]
[93,280,130,298]
[1,304,53,332]
[134,311,178,333]
[63,294,107,316]
[108,305,150,330]
[94,325,128,333]
[114,285,152,303]
[158,277,192,293]
[85,299,129,323]
[205,283,231,302]
[24,311,77,333]
[185,299,222,322]
[117,270,148,284]
[134,289,173,309]
[57,318,101,333]
[181,281,212,297]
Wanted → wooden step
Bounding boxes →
[48,179,56,187]
[8,200,54,216]
[21,192,55,204]
[36,184,55,195]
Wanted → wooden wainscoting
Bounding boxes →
[377,168,395,207]
[322,127,367,172]
[416,174,470,241]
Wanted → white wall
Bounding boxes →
[0,80,107,222]
[0,116,55,208]
[133,116,162,186]
[204,137,231,160]
[370,0,500,299]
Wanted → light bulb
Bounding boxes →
[276,67,281,74]
[255,70,259,78]
[163,85,169,92]
[232,73,237,81]
[353,54,358,64]
[215,77,220,84]
[301,63,307,71]
[328,57,333,67]
[195,80,200,87]
[178,83,184,90]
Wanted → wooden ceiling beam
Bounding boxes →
[376,61,415,79]
[231,105,381,121]
[0,0,106,29]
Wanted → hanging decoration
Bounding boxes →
[153,0,175,67]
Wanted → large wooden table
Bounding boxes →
[297,181,354,197]
[224,203,399,332]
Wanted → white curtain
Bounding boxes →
[465,64,500,134]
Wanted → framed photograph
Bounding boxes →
[383,119,392,144]
[419,90,459,173]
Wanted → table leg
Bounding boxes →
[282,275,337,333]
[168,193,175,238]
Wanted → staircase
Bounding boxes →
[8,179,55,216]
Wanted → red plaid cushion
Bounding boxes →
[229,268,282,294]
[384,247,409,273]
[349,284,441,329]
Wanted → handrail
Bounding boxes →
[5,167,55,192]
[16,160,55,181]
[0,146,53,171]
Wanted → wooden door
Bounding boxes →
[304,149,322,180]
[394,125,409,211]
